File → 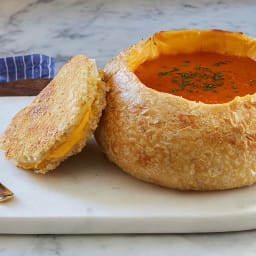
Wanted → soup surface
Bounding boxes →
[134,52,256,104]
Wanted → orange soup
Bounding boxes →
[134,52,256,104]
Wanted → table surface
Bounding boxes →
[1,0,256,255]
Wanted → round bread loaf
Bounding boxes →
[96,29,256,191]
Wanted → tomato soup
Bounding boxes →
[134,52,256,104]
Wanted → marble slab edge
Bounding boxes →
[1,213,256,234]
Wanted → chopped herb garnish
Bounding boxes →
[170,89,180,93]
[202,84,217,89]
[159,67,226,91]
[204,67,212,72]
[213,72,224,81]
[179,72,197,79]
[181,73,189,78]
[216,82,224,86]
[213,60,229,67]
[199,73,211,79]
[180,79,189,88]
[158,67,179,76]
[249,79,256,86]
[195,65,201,71]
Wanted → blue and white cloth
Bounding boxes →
[0,54,55,83]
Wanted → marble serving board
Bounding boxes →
[0,96,256,234]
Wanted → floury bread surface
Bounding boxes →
[95,30,256,190]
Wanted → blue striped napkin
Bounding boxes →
[0,54,55,83]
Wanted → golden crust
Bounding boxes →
[0,55,108,173]
[96,29,256,191]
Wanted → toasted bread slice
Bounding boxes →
[0,55,108,173]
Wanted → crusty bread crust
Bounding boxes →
[0,55,108,173]
[96,30,256,190]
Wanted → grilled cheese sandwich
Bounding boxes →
[0,55,108,173]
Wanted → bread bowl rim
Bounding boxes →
[105,29,256,108]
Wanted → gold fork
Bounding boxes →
[0,183,14,202]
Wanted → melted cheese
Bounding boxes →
[19,110,91,170]
[47,110,91,160]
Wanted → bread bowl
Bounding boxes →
[95,29,256,191]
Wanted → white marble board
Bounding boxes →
[0,97,256,234]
